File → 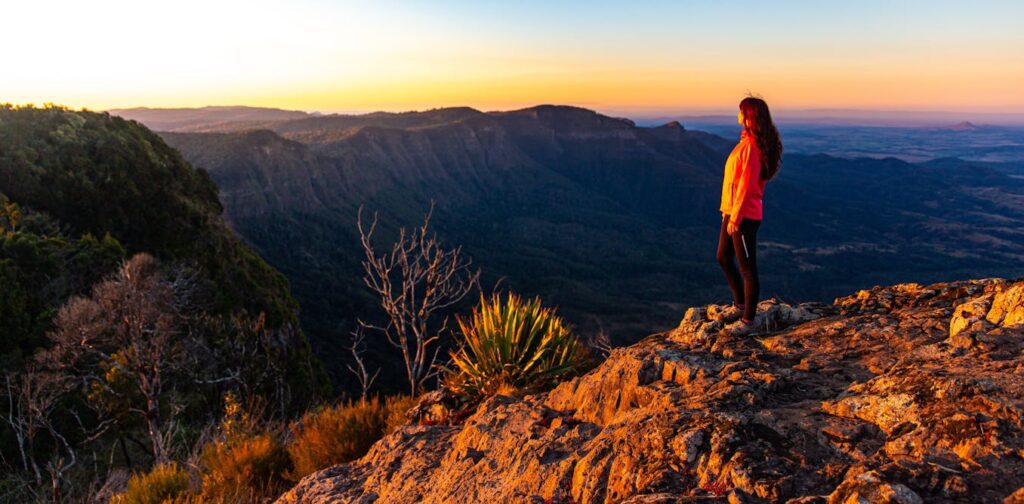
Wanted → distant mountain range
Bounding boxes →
[109,105,312,132]
[114,105,1024,392]
[112,105,1024,130]
[940,121,982,131]
[634,109,1024,127]
[671,120,1024,163]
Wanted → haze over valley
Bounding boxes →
[112,104,1024,390]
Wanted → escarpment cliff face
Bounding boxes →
[278,278,1024,503]
[126,105,1024,397]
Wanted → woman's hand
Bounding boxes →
[727,220,738,235]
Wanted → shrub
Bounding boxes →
[199,433,291,502]
[112,463,189,504]
[383,394,418,434]
[441,292,587,400]
[285,397,392,481]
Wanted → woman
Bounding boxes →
[716,96,782,335]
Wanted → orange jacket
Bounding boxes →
[720,130,765,226]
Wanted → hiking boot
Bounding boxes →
[723,318,757,337]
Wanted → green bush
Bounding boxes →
[441,292,587,400]
[112,463,189,504]
[199,433,291,502]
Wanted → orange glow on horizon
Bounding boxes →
[2,1,1022,116]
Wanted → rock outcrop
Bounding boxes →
[278,279,1024,503]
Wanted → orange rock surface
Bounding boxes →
[278,279,1024,503]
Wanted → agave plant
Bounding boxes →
[440,292,587,399]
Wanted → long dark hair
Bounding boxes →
[739,96,783,181]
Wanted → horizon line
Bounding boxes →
[101,103,1024,117]
[97,102,1024,118]
[11,101,1024,126]
[102,102,1024,127]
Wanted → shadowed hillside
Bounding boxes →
[118,105,1024,394]
[0,105,330,501]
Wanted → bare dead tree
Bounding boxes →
[345,326,380,401]
[582,317,614,359]
[189,312,296,419]
[44,450,75,504]
[44,253,187,465]
[2,367,82,503]
[256,321,294,418]
[3,369,69,488]
[357,203,480,396]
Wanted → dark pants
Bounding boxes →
[716,215,761,321]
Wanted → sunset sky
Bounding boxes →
[3,0,1022,116]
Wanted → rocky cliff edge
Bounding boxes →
[278,278,1024,503]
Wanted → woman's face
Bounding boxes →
[737,109,745,127]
